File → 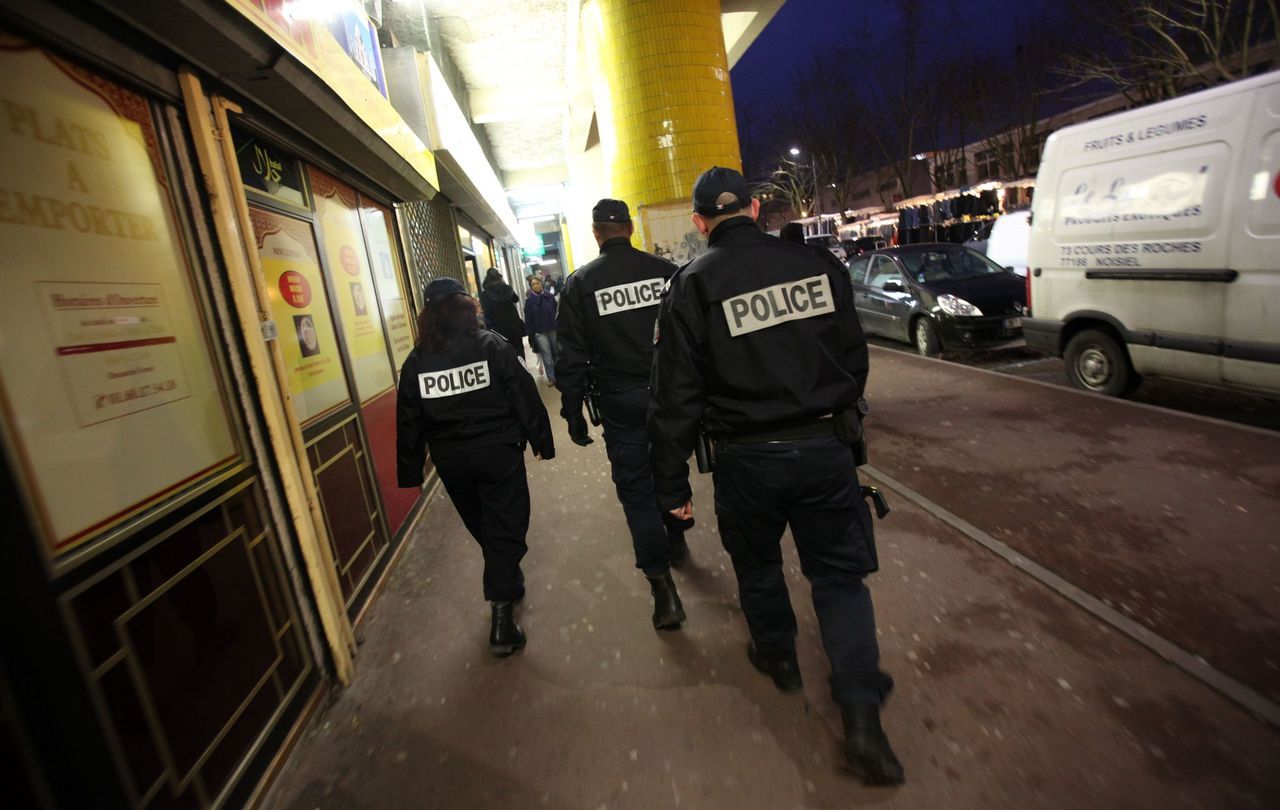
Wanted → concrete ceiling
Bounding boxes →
[383,0,783,223]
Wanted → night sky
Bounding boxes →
[731,0,1058,115]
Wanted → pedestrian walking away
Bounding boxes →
[555,198,691,631]
[397,277,555,657]
[524,275,560,386]
[647,167,904,785]
[479,267,525,352]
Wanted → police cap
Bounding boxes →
[425,277,469,303]
[692,166,751,216]
[592,198,631,223]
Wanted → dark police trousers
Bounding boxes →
[713,435,893,705]
[599,387,672,576]
[433,443,530,602]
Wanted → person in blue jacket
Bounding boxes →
[524,275,560,386]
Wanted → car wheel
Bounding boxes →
[1064,328,1138,396]
[913,317,941,357]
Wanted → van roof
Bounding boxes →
[1044,70,1280,148]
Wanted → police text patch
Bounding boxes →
[595,279,664,316]
[722,275,834,337]
[418,361,490,399]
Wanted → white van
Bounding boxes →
[985,210,1031,277]
[1025,72,1280,397]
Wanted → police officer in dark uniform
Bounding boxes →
[397,277,555,657]
[555,199,689,630]
[647,168,904,785]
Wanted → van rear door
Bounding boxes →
[1224,76,1280,393]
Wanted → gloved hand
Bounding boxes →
[566,411,593,446]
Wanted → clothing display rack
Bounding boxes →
[893,181,1035,246]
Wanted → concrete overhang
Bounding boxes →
[384,46,521,242]
[721,0,786,68]
[470,84,567,125]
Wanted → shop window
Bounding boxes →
[358,200,418,534]
[308,168,394,405]
[242,153,396,604]
[248,207,351,425]
[0,34,239,561]
[359,200,415,373]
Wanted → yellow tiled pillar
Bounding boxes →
[594,0,741,233]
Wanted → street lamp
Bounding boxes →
[789,146,821,219]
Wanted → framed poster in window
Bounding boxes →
[0,36,238,557]
[359,200,415,373]
[248,206,351,424]
[309,168,394,404]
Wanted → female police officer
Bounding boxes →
[397,277,555,657]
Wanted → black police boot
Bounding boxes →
[488,600,526,657]
[747,642,804,693]
[646,572,686,630]
[839,702,905,786]
[668,531,689,568]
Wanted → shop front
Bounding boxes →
[0,1,449,806]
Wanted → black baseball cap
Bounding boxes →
[425,277,469,303]
[692,166,751,216]
[592,198,631,223]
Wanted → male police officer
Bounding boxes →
[648,168,903,784]
[555,199,689,630]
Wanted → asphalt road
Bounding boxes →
[865,335,1280,432]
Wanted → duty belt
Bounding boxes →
[719,414,835,444]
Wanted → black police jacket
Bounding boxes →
[554,236,676,405]
[647,217,869,510]
[396,329,554,487]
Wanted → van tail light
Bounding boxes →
[1025,271,1033,317]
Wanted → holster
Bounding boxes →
[585,379,602,427]
[834,409,869,466]
[694,429,716,474]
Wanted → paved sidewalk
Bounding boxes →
[266,379,1280,810]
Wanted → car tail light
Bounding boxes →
[1025,271,1033,316]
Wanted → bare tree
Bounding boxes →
[841,0,934,199]
[757,157,816,218]
[1059,0,1280,104]
[958,19,1075,182]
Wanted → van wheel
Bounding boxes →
[914,317,941,357]
[1064,329,1137,396]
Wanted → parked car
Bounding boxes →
[848,243,1027,356]
[985,210,1031,277]
[805,233,846,261]
[842,236,888,258]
